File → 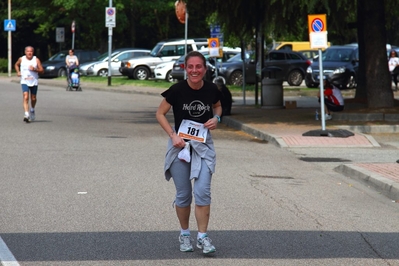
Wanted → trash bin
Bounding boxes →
[261,66,283,109]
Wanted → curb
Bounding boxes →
[338,125,399,134]
[221,116,283,147]
[335,164,399,201]
[221,116,380,148]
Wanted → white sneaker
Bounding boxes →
[197,234,216,254]
[179,234,193,252]
[325,114,332,120]
[30,110,35,121]
[23,114,30,123]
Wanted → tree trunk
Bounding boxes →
[359,0,394,108]
[355,0,366,101]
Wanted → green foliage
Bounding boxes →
[2,0,399,64]
[0,58,8,73]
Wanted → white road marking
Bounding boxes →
[0,237,19,266]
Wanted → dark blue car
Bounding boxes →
[305,45,359,89]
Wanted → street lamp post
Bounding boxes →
[8,0,12,77]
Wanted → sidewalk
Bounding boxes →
[4,76,399,201]
[223,97,399,201]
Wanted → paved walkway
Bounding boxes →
[3,76,399,201]
[222,97,399,201]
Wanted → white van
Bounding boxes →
[120,38,208,80]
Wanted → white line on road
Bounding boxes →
[0,237,19,266]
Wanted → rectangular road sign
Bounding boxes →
[4,19,16,31]
[56,27,65,43]
[105,7,116,27]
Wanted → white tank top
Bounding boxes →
[20,56,38,86]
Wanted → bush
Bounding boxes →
[0,58,8,73]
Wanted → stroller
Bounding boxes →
[66,65,82,91]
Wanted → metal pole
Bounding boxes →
[8,0,12,77]
[183,5,188,80]
[318,48,326,130]
[107,0,112,86]
[72,21,75,50]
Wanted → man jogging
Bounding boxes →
[14,46,44,122]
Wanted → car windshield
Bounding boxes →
[322,48,353,62]
[150,44,163,57]
[226,53,243,62]
[48,51,67,61]
[226,52,252,63]
[96,50,123,61]
[96,52,109,61]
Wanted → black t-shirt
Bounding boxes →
[161,80,222,132]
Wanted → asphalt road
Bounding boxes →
[1,80,399,266]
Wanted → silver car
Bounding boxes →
[86,48,150,77]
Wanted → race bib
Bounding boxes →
[24,75,36,86]
[177,119,208,143]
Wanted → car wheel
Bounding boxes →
[229,70,243,86]
[133,66,150,80]
[58,68,66,77]
[97,69,108,77]
[346,75,356,89]
[166,70,174,83]
[287,70,303,86]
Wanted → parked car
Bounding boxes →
[86,48,150,77]
[263,50,311,86]
[298,50,319,62]
[216,52,256,86]
[79,52,110,76]
[119,38,208,80]
[216,50,311,86]
[154,60,177,82]
[40,50,100,78]
[170,47,241,82]
[305,45,359,89]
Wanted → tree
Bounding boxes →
[0,0,210,62]
[357,0,395,108]
[190,0,398,108]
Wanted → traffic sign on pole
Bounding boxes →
[308,14,328,49]
[105,7,116,27]
[210,24,224,46]
[4,19,16,31]
[56,27,65,43]
[308,14,328,130]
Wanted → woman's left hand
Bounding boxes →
[204,117,218,130]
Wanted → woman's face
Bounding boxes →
[69,50,74,55]
[185,56,206,83]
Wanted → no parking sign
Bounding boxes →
[308,14,328,49]
[308,14,326,33]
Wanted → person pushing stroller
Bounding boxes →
[66,49,79,83]
[65,49,81,90]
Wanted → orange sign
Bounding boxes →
[308,14,327,34]
[208,38,219,48]
[175,0,186,24]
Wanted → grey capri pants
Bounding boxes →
[169,156,212,207]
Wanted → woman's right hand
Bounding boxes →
[171,133,185,148]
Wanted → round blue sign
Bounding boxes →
[311,18,324,32]
[107,8,115,16]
